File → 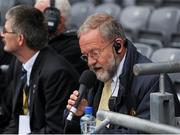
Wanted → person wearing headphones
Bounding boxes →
[35,0,88,75]
[65,13,180,134]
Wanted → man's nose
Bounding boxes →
[0,27,4,38]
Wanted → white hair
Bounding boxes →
[55,0,71,28]
[35,0,71,28]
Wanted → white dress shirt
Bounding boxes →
[22,51,40,86]
[111,52,126,97]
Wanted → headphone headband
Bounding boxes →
[43,0,60,33]
[50,0,55,7]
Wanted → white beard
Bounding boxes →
[90,54,116,82]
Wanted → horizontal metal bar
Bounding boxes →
[97,110,180,134]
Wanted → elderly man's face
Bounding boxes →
[79,29,116,82]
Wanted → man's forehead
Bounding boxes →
[80,29,103,43]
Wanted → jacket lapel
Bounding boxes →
[116,40,139,113]
[28,49,44,117]
[12,62,23,113]
[13,77,23,112]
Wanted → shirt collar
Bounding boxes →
[112,52,126,83]
[22,51,40,85]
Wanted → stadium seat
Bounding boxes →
[161,0,180,7]
[61,0,96,6]
[16,0,35,6]
[101,0,116,4]
[136,0,163,7]
[69,0,83,5]
[151,48,180,100]
[68,2,95,30]
[137,7,180,48]
[170,33,180,48]
[95,3,121,21]
[134,42,154,58]
[119,6,153,41]
[100,0,135,7]
[0,0,16,25]
[151,48,180,62]
[122,0,136,7]
[0,0,35,26]
[137,30,164,49]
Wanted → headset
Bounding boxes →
[43,0,61,33]
[113,41,121,54]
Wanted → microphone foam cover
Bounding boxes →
[79,70,96,89]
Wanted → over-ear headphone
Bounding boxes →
[43,0,61,33]
[113,41,121,54]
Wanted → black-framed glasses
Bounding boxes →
[80,42,113,63]
[2,26,16,34]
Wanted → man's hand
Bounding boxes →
[66,90,88,116]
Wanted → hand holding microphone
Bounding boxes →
[66,70,96,121]
[67,90,88,116]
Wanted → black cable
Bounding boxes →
[63,118,70,133]
[111,46,119,96]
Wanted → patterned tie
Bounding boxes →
[21,67,28,115]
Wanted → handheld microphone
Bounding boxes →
[67,70,96,121]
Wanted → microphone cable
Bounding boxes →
[111,45,119,97]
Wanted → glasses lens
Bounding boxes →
[2,26,16,34]
[80,55,88,62]
[91,50,101,60]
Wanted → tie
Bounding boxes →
[20,67,28,115]
[97,80,112,126]
[20,67,27,87]
[98,80,112,111]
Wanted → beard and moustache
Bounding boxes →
[89,54,117,82]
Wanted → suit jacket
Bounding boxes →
[64,39,180,134]
[4,46,79,134]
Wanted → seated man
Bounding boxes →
[65,13,180,134]
[35,0,88,75]
[1,5,79,134]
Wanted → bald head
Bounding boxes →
[35,0,49,12]
[35,0,71,30]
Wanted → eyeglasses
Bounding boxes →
[2,26,16,34]
[80,42,113,63]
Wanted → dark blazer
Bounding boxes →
[64,40,180,134]
[4,46,79,134]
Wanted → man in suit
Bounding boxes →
[65,13,180,133]
[35,0,88,75]
[1,5,79,134]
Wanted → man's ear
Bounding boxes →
[114,37,124,54]
[18,34,25,47]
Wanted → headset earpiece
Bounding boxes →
[113,41,121,54]
[43,0,60,33]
